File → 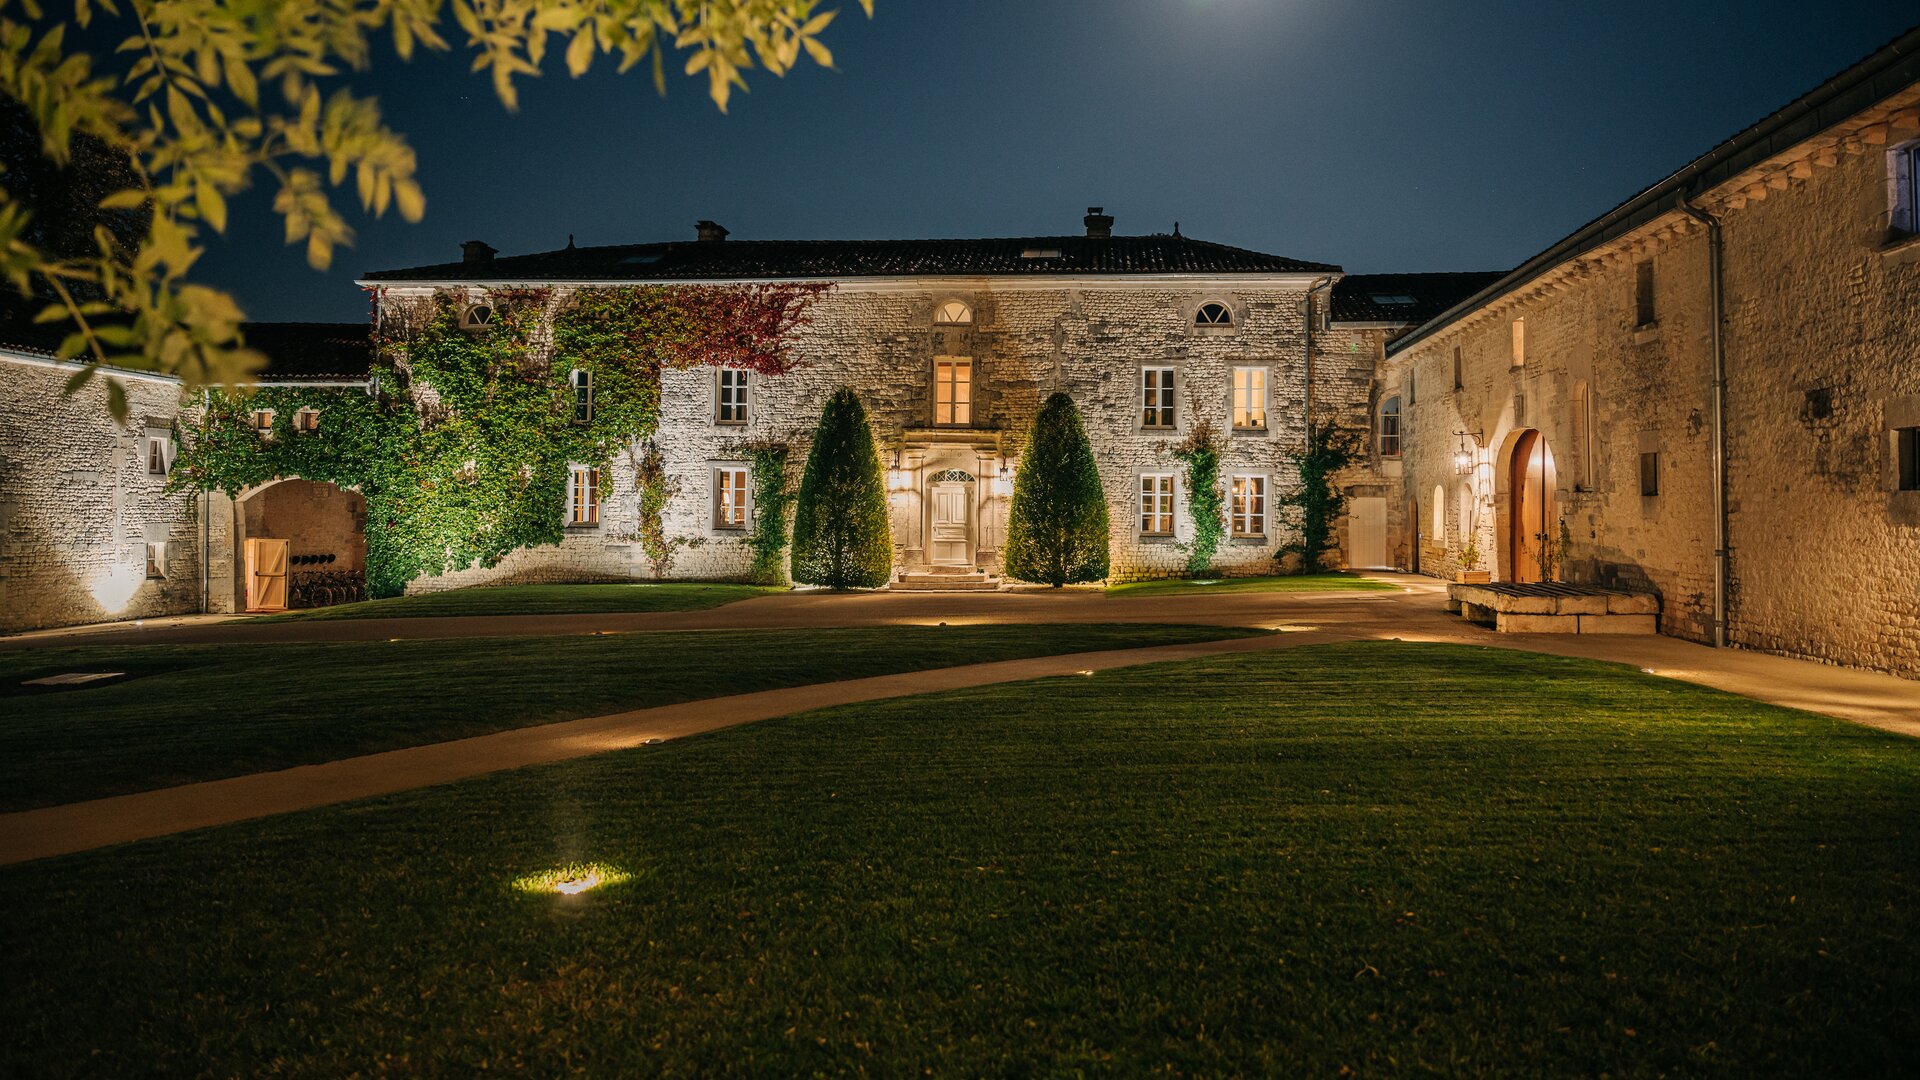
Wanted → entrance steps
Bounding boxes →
[890,570,1003,592]
[1448,582,1659,634]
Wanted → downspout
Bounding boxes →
[1302,275,1335,438]
[1676,194,1728,648]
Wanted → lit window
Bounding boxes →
[145,542,166,579]
[1634,261,1656,327]
[1511,317,1526,367]
[293,407,320,433]
[567,464,600,526]
[1230,475,1266,537]
[1140,473,1175,536]
[934,300,973,324]
[934,359,972,425]
[1231,367,1266,430]
[1639,451,1660,497]
[145,428,173,475]
[571,370,593,424]
[1893,142,1920,235]
[717,368,749,424]
[714,466,750,530]
[250,409,275,436]
[1141,367,1176,429]
[1378,396,1401,458]
[1195,302,1233,327]
[460,304,493,330]
[1896,427,1919,491]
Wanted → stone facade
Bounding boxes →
[388,275,1388,591]
[0,351,208,632]
[1386,87,1920,677]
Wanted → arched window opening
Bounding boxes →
[1195,302,1233,327]
[460,304,494,331]
[934,300,972,324]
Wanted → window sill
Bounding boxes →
[1138,533,1176,543]
[1229,534,1267,544]
[1631,322,1661,345]
[1230,426,1269,436]
[565,523,601,531]
[1878,230,1920,265]
[713,419,749,427]
[1190,326,1237,338]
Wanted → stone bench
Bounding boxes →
[1447,582,1660,635]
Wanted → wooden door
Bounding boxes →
[1508,430,1558,583]
[1348,497,1387,569]
[929,482,972,567]
[245,537,290,611]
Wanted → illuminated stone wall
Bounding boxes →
[396,279,1387,590]
[0,354,208,632]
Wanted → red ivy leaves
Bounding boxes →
[653,282,830,375]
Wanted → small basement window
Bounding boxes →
[1897,426,1919,491]
[293,407,320,433]
[1634,261,1657,327]
[250,409,275,436]
[1639,451,1660,497]
[145,542,166,579]
[145,428,174,475]
[1892,141,1920,235]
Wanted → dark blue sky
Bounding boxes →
[202,1,1919,323]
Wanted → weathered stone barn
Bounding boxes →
[1382,27,1920,677]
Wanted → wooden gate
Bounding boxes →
[245,537,290,612]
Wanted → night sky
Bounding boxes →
[197,1,1919,323]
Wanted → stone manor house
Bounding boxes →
[1,27,1916,679]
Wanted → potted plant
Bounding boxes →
[1456,540,1490,584]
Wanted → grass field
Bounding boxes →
[1106,573,1400,597]
[0,623,1252,810]
[261,582,784,620]
[4,642,1913,1075]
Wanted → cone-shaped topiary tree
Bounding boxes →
[1004,391,1110,586]
[790,388,894,589]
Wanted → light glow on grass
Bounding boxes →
[511,862,631,897]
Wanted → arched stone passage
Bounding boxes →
[234,478,368,610]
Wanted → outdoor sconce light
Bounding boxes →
[994,459,1013,496]
[886,451,912,493]
[1454,430,1485,476]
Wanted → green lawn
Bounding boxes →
[1107,572,1399,597]
[0,623,1252,811]
[4,642,1914,1075]
[260,581,785,620]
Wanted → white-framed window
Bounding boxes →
[713,465,750,530]
[1230,474,1266,538]
[1378,396,1401,458]
[250,409,275,437]
[934,358,972,426]
[1194,301,1234,329]
[1511,318,1527,367]
[716,368,749,425]
[460,303,493,331]
[1892,141,1920,235]
[1140,473,1175,536]
[567,464,600,527]
[1141,366,1176,430]
[144,427,174,475]
[934,299,973,324]
[570,369,593,424]
[1231,366,1267,431]
[145,542,166,579]
[293,407,320,433]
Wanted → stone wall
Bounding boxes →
[0,354,207,632]
[1389,127,1920,677]
[392,277,1376,591]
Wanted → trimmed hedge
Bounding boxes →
[790,388,894,589]
[1004,392,1110,586]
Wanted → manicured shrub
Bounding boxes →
[790,388,893,589]
[1004,392,1110,586]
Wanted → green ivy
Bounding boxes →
[171,285,822,597]
[743,441,793,586]
[1173,420,1224,576]
[1278,424,1363,574]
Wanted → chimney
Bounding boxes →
[461,240,497,264]
[696,220,730,243]
[1083,207,1114,239]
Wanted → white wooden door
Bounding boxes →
[1348,497,1388,569]
[929,482,972,567]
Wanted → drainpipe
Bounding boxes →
[1677,194,1728,648]
[1301,275,1334,439]
[201,489,209,615]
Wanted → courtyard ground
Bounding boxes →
[1104,572,1398,597]
[259,581,785,620]
[3,641,1914,1075]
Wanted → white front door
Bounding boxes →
[929,482,972,567]
[1349,497,1388,569]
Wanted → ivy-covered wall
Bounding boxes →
[171,285,823,596]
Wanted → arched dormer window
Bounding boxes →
[1195,301,1233,327]
[934,300,972,324]
[460,303,494,331]
[1378,396,1402,458]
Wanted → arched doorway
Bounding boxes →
[1507,430,1558,583]
[234,478,368,610]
